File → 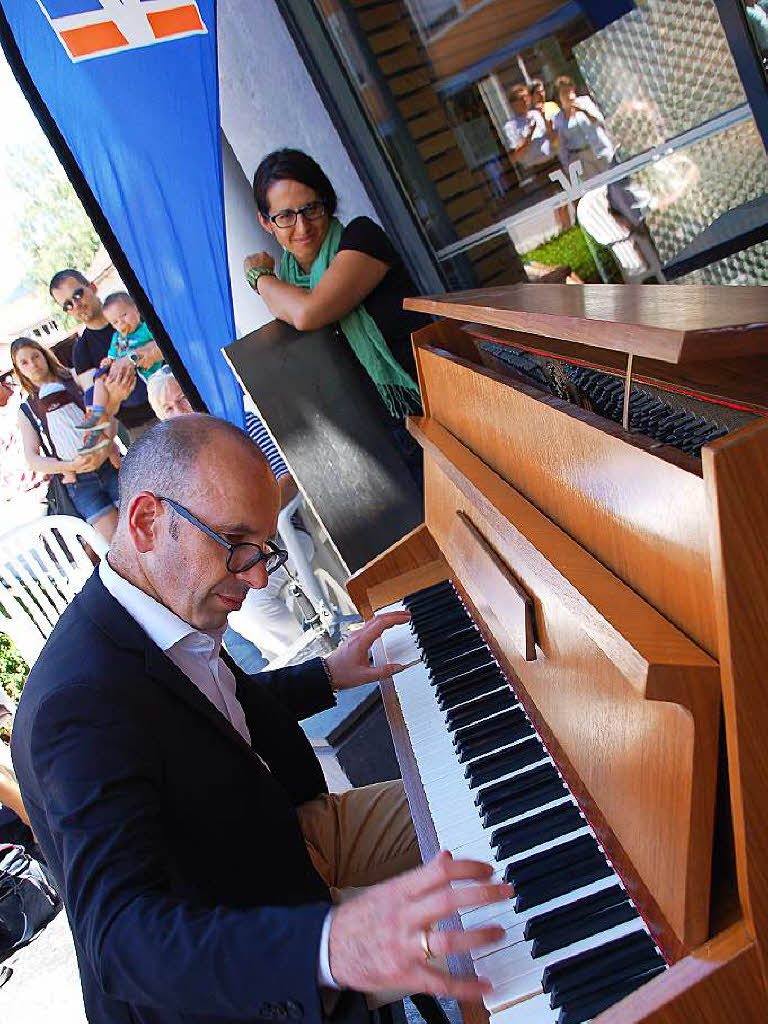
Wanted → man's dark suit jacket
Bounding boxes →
[12,572,367,1024]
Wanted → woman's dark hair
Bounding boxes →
[252,149,337,218]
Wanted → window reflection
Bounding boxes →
[316,0,768,287]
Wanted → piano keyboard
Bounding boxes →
[380,579,667,1024]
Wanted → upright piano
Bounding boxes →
[347,285,768,1023]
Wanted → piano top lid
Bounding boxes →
[403,284,768,364]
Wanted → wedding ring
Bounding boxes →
[419,926,434,961]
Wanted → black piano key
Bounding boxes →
[542,929,655,992]
[456,714,532,763]
[429,648,493,683]
[477,762,559,810]
[492,802,584,860]
[422,626,480,658]
[413,611,473,640]
[550,946,666,1008]
[505,834,598,885]
[531,900,638,958]
[445,688,516,730]
[524,884,626,941]
[466,736,544,787]
[513,856,614,912]
[427,643,490,675]
[402,580,455,606]
[482,777,567,827]
[556,965,666,1024]
[453,706,527,748]
[436,667,507,708]
[436,661,502,696]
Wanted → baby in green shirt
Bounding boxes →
[76,292,165,449]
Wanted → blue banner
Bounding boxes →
[3,0,243,426]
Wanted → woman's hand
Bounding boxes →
[243,252,275,276]
[73,449,108,474]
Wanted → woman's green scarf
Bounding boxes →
[279,217,421,419]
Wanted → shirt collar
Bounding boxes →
[99,557,218,654]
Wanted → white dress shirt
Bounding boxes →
[98,558,339,989]
[99,558,251,744]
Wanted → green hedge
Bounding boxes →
[521,225,621,283]
[1,633,28,705]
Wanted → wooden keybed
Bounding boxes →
[348,285,768,1022]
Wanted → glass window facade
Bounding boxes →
[313,0,768,287]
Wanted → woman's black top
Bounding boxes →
[337,216,431,380]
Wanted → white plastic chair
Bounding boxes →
[576,185,665,283]
[0,515,108,667]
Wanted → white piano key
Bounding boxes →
[482,918,646,1012]
[457,826,593,919]
[468,874,623,959]
[490,991,559,1024]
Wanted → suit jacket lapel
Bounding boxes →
[80,571,266,767]
[143,644,265,766]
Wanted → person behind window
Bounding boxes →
[529,78,560,126]
[553,75,615,180]
[503,83,553,171]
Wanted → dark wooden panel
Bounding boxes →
[224,319,422,573]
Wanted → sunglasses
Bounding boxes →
[61,287,87,313]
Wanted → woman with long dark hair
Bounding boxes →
[243,149,429,480]
[12,337,125,542]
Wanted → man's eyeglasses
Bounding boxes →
[157,496,288,576]
[61,287,86,313]
[268,200,326,229]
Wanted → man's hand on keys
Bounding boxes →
[323,611,412,690]
[328,851,509,998]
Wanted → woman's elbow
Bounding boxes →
[292,307,330,332]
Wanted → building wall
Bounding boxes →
[221,131,280,339]
[217,0,380,277]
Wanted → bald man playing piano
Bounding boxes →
[11,414,509,1024]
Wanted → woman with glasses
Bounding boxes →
[243,149,429,483]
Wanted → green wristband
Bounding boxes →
[245,266,276,293]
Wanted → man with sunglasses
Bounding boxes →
[49,268,158,441]
[11,414,506,1024]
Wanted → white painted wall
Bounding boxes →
[221,131,278,338]
[218,0,380,337]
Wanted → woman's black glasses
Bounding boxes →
[157,496,288,575]
[268,200,326,229]
[61,287,86,313]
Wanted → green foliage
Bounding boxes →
[2,141,101,327]
[0,632,28,705]
[521,225,621,284]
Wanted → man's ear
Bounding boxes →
[257,211,274,236]
[128,492,162,554]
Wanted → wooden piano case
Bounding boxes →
[347,286,768,1022]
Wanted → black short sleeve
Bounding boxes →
[332,215,431,396]
[337,217,399,267]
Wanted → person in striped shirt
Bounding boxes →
[147,367,312,661]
